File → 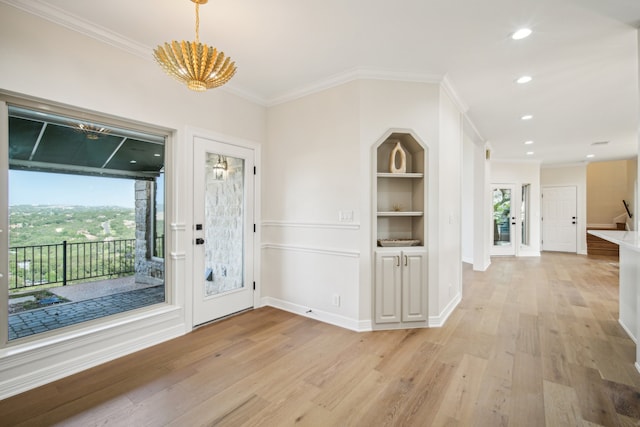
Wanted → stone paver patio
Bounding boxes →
[8,285,165,340]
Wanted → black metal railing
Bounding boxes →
[9,239,136,290]
[154,235,165,259]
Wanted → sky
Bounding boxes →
[9,170,137,208]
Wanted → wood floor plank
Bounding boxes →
[543,379,584,426]
[569,363,623,427]
[2,253,640,426]
[432,353,488,425]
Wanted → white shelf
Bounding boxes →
[377,172,424,178]
[377,211,424,217]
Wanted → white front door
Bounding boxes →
[193,137,255,326]
[542,186,577,253]
[491,185,516,256]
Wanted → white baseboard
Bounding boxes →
[261,297,371,332]
[517,251,541,257]
[0,306,186,400]
[462,256,473,265]
[619,318,638,344]
[473,259,490,272]
[429,292,462,327]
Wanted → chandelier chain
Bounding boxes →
[195,3,200,43]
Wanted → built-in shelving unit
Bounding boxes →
[373,131,428,329]
[375,134,426,246]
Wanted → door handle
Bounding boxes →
[195,238,205,245]
[404,255,408,266]
[396,256,400,267]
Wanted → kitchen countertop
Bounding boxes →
[587,230,640,252]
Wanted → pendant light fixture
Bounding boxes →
[153,0,237,92]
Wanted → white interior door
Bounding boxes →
[491,184,516,256]
[542,186,577,253]
[193,137,254,326]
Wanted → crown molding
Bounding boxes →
[1,0,151,59]
[266,68,444,107]
[440,74,469,113]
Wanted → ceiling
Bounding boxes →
[4,0,640,165]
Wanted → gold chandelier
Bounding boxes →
[153,0,237,92]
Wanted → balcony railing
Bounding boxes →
[9,239,136,290]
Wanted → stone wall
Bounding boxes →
[204,154,244,296]
[135,180,164,286]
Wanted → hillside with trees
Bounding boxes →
[9,205,136,247]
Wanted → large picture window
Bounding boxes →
[4,104,166,341]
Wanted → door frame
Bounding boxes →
[184,127,261,328]
[491,183,518,256]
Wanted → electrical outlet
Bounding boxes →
[332,294,341,307]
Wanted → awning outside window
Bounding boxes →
[8,106,165,180]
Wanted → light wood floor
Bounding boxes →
[2,252,640,426]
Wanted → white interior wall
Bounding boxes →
[491,161,541,256]
[262,82,362,329]
[540,164,588,254]
[626,158,637,230]
[462,134,474,264]
[263,79,463,329]
[437,88,463,317]
[0,4,266,398]
[462,118,491,271]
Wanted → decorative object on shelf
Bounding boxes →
[154,0,237,92]
[392,204,403,212]
[377,239,421,247]
[389,141,407,173]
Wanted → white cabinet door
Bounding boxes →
[375,249,427,325]
[375,251,402,323]
[402,249,427,322]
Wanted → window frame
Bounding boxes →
[0,90,173,348]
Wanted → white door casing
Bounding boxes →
[193,136,255,325]
[491,184,516,256]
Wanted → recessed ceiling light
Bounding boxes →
[516,75,532,84]
[521,114,533,120]
[526,151,534,156]
[524,140,534,145]
[586,154,595,158]
[130,160,137,164]
[512,28,532,40]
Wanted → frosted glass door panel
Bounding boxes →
[204,153,245,297]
